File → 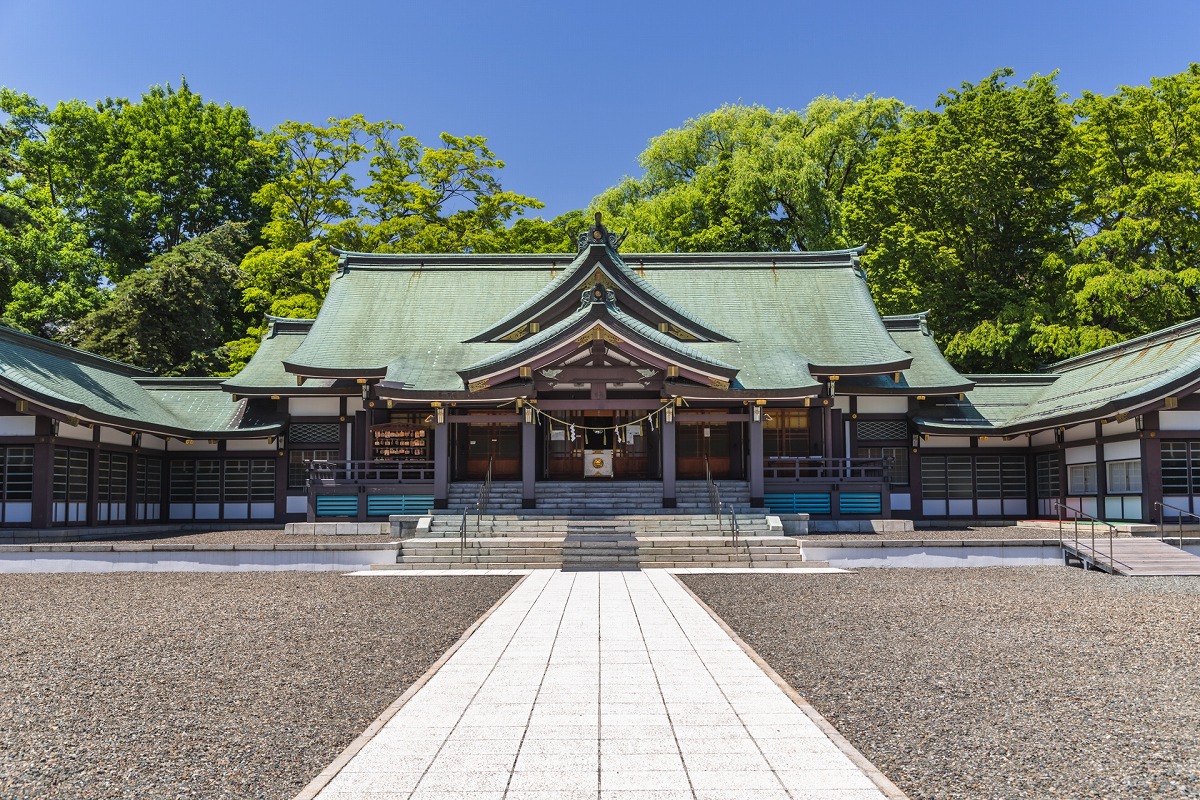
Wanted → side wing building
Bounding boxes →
[2,217,1198,530]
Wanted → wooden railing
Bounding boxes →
[307,460,435,485]
[763,456,890,482]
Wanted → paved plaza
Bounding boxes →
[307,570,896,799]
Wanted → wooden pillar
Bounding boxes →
[86,427,100,527]
[662,410,676,508]
[31,416,55,529]
[433,413,449,509]
[1094,421,1107,519]
[748,408,764,507]
[521,413,537,509]
[1140,412,1161,523]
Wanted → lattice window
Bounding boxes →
[289,423,340,444]
[857,420,908,441]
[1036,452,1060,498]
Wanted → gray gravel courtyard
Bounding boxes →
[683,566,1200,800]
[0,572,517,800]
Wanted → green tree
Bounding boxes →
[1048,64,1200,351]
[229,116,545,369]
[844,69,1075,371]
[594,98,905,253]
[74,223,253,375]
[0,81,275,280]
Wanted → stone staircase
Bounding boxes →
[445,480,760,516]
[383,479,822,571]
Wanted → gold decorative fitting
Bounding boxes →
[916,395,926,400]
[664,323,699,342]
[519,366,532,379]
[499,323,530,342]
[14,400,29,413]
[575,325,622,348]
[828,375,841,382]
[585,268,616,290]
[368,401,375,408]
[529,322,540,333]
[208,439,217,445]
[270,395,280,400]
[339,415,347,422]
[592,457,605,469]
[1164,396,1179,409]
[184,439,194,445]
[666,365,679,378]
[707,377,730,391]
[356,378,368,385]
[468,378,491,393]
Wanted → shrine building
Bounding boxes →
[3,215,1200,531]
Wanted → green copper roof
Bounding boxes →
[839,313,974,395]
[223,317,338,393]
[0,326,279,437]
[280,248,911,392]
[914,317,1200,434]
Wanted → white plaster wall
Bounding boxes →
[170,440,219,453]
[99,426,130,445]
[1101,419,1138,436]
[0,417,36,436]
[1030,430,1055,446]
[290,398,341,416]
[977,437,1024,449]
[856,397,908,414]
[922,436,971,448]
[1064,425,1095,442]
[56,422,93,441]
[226,439,274,452]
[891,493,911,511]
[286,495,308,514]
[1065,445,1096,465]
[833,397,850,413]
[1,502,32,523]
[1103,439,1141,461]
[141,434,168,452]
[345,398,365,414]
[1159,410,1200,431]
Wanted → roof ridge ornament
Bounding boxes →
[577,212,624,253]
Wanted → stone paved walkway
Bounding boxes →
[311,570,894,799]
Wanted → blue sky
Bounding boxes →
[3,0,1197,218]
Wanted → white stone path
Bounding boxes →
[311,570,896,799]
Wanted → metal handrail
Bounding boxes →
[1053,500,1132,573]
[459,457,493,563]
[723,500,742,558]
[704,456,722,531]
[1154,501,1197,550]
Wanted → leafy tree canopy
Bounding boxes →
[593,97,906,253]
[844,69,1076,372]
[0,80,275,281]
[74,223,254,375]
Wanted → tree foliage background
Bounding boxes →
[1,65,1198,376]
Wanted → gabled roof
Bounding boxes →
[466,228,732,343]
[0,326,279,437]
[455,287,738,390]
[913,317,1200,434]
[223,316,340,394]
[278,245,913,393]
[838,313,974,396]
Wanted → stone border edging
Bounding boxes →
[804,538,1061,548]
[670,573,911,800]
[290,572,529,800]
[0,543,398,553]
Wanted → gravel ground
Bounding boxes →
[0,572,517,799]
[83,529,395,545]
[801,526,1058,541]
[683,567,1200,800]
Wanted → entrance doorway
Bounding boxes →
[544,411,653,480]
[458,422,520,480]
[678,421,736,479]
